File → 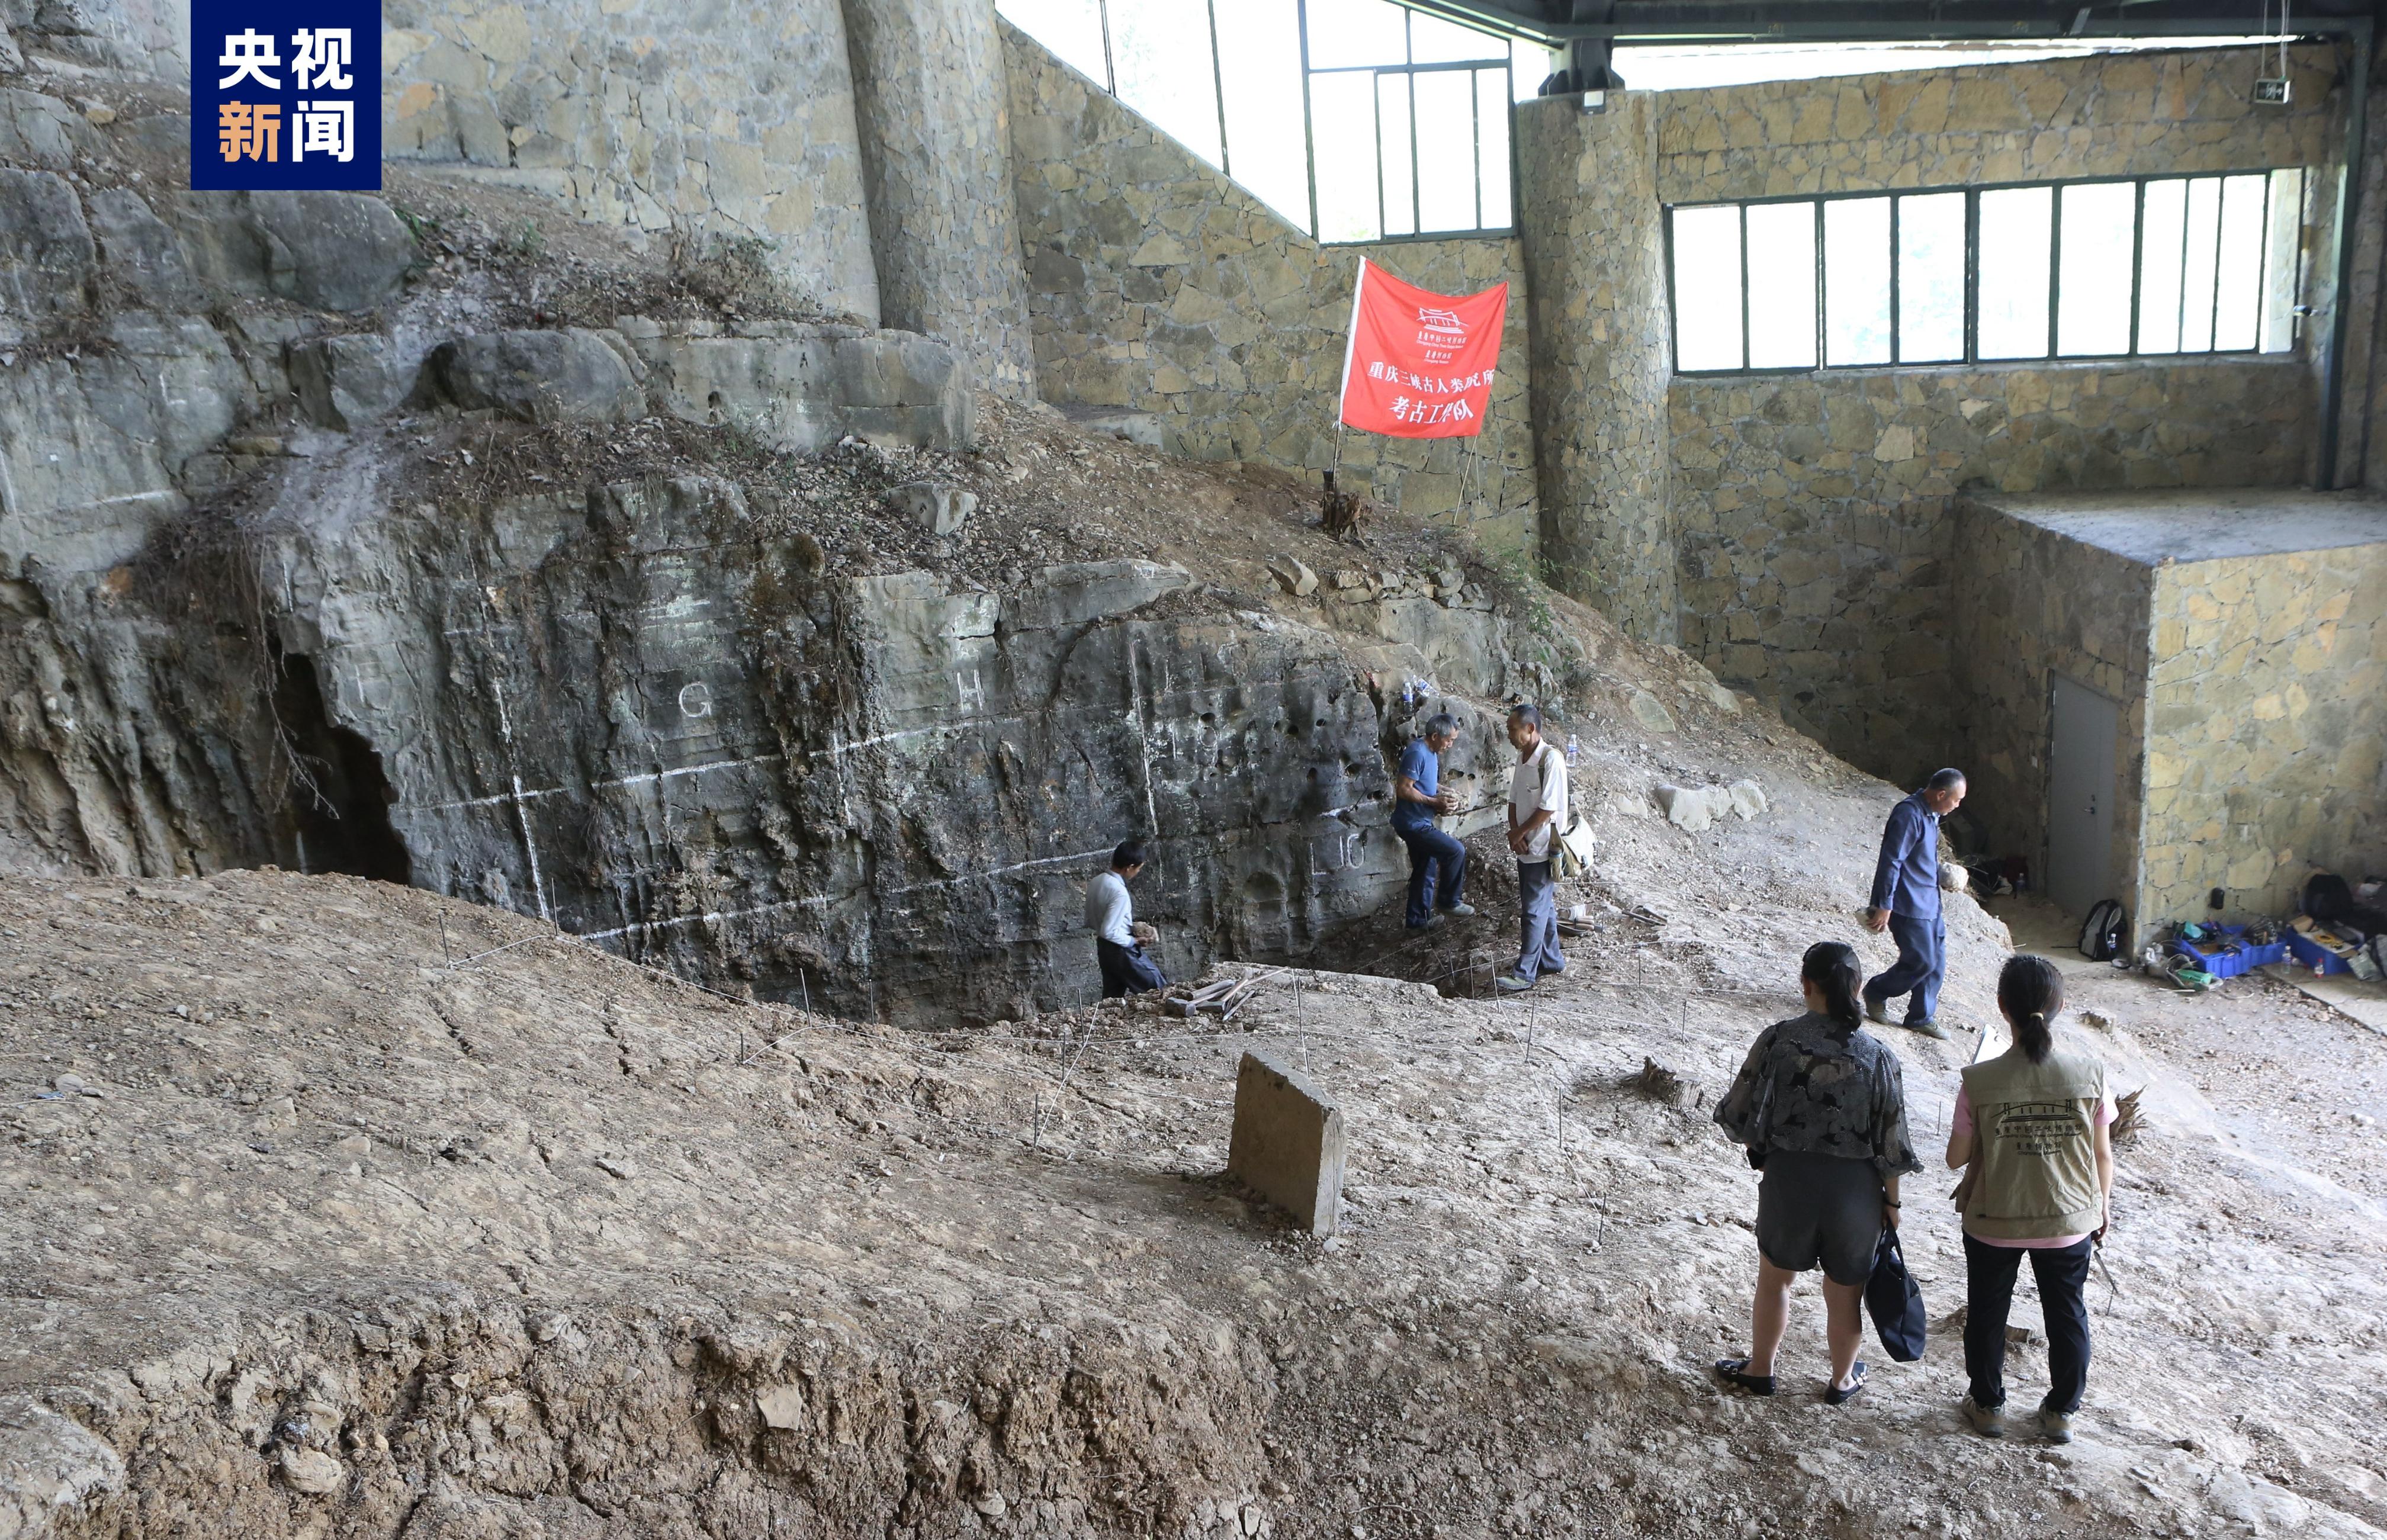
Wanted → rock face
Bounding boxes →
[621,320,977,451]
[426,329,647,424]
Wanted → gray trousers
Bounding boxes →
[1515,860,1564,980]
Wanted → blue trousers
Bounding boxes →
[1866,911,1945,1023]
[1397,820,1466,927]
[1514,860,1564,980]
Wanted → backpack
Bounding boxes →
[2078,899,2127,962]
[1533,746,1596,879]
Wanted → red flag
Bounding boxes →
[1337,258,1508,439]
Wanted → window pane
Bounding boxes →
[1824,197,1891,366]
[1409,10,1505,62]
[1671,205,1745,371]
[2181,176,2222,352]
[2260,168,2304,354]
[1977,186,2051,359]
[1377,73,1415,236]
[1511,37,1554,101]
[1111,0,1222,167]
[1414,69,1477,231]
[1745,202,1816,368]
[1897,191,1964,362]
[997,0,1110,88]
[2213,173,2266,351]
[2056,182,2135,356]
[1311,71,1380,242]
[2135,179,2186,355]
[1215,0,1310,229]
[1476,68,1511,227]
[1306,0,1407,68]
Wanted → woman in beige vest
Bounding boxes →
[1946,955,2114,1443]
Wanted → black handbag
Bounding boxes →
[1864,1230,1927,1362]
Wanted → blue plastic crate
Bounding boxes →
[2285,930,2354,976]
[2176,925,2287,979]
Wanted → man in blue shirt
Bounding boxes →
[1862,768,1967,1039]
[1393,714,1477,929]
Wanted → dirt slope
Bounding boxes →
[7,746,2385,1539]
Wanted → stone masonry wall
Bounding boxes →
[1663,45,2347,783]
[1002,23,1537,555]
[1678,363,2311,782]
[1949,498,2156,913]
[1514,93,1678,644]
[2141,543,2387,927]
[381,0,884,323]
[843,0,1036,396]
[1654,44,2342,204]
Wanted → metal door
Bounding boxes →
[2046,673,2121,917]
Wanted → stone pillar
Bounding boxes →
[1512,93,1677,644]
[841,0,1037,397]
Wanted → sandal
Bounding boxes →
[1714,1358,1775,1396]
[1824,1362,1868,1405]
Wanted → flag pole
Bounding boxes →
[1332,258,1368,485]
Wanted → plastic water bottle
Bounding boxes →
[1564,732,1581,766]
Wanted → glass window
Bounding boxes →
[1214,0,1307,229]
[1824,197,1892,366]
[1408,9,1505,63]
[1002,0,1110,86]
[1108,0,1222,168]
[2212,173,2268,352]
[1310,69,1379,244]
[1668,169,2304,372]
[1413,70,1477,233]
[2056,182,2135,356]
[2135,179,2186,355]
[1897,191,1964,363]
[1305,0,1408,69]
[1671,205,1745,372]
[2180,176,2223,353]
[2259,168,2305,354]
[1745,202,1817,369]
[1377,73,1416,236]
[1475,67,1512,227]
[1003,0,1517,242]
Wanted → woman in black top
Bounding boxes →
[1711,941,1922,1401]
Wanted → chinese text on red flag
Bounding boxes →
[1336,259,1507,439]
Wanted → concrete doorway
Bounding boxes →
[2045,672,2119,918]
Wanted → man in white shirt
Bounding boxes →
[1085,839,1167,997]
[1497,703,1567,993]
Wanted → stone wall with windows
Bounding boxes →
[1658,44,2354,784]
[1001,22,1538,556]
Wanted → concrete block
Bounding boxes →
[1227,1052,1345,1236]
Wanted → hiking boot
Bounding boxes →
[1495,973,1535,994]
[1865,997,1891,1027]
[1903,1017,1951,1040]
[1406,914,1443,931]
[1440,902,1479,918]
[1960,1395,2005,1438]
[2037,1403,2076,1444]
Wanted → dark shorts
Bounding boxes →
[1755,1150,1882,1287]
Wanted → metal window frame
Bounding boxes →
[1665,166,2312,378]
[1053,0,1521,246]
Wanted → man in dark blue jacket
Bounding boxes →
[1862,769,1967,1040]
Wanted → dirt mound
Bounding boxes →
[9,798,2387,1538]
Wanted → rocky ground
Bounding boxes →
[7,754,2384,1538]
